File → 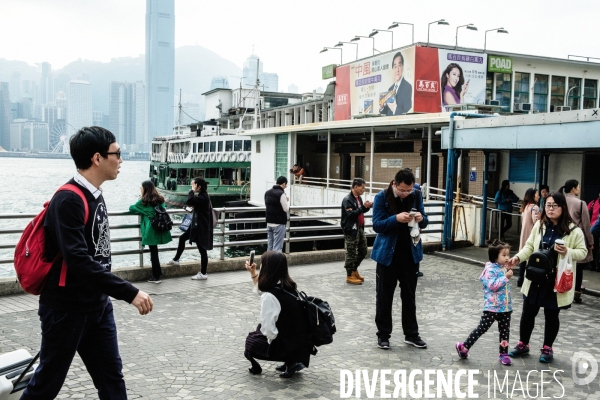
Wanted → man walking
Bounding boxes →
[22,127,153,399]
[341,178,373,284]
[265,176,289,251]
[371,168,428,350]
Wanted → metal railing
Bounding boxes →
[0,202,445,271]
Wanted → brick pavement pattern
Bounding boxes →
[1,256,599,399]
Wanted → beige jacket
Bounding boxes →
[519,203,540,250]
[565,193,593,263]
[516,221,588,307]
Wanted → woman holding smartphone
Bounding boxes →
[244,251,314,378]
[506,192,587,363]
[167,177,213,280]
[441,63,469,106]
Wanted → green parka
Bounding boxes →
[129,200,173,246]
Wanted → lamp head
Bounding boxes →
[319,48,328,54]
[438,19,449,25]
[368,30,378,37]
[335,42,343,47]
[497,28,508,34]
[350,36,360,42]
[388,22,399,29]
[467,24,478,31]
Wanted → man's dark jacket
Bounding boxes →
[341,191,369,237]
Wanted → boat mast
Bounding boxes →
[177,89,182,131]
[254,58,260,130]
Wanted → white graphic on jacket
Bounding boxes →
[92,202,111,258]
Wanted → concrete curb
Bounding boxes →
[0,242,443,297]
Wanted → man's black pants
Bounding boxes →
[375,260,419,340]
[21,300,127,400]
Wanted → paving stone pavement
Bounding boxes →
[1,255,599,399]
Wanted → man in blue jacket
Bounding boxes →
[371,168,428,350]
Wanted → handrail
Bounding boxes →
[0,203,446,273]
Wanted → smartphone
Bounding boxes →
[184,206,193,212]
[249,250,255,265]
[409,208,417,217]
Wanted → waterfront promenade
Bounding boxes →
[1,255,599,399]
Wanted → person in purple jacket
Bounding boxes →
[22,126,154,400]
[455,240,514,365]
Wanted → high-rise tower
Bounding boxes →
[145,0,175,148]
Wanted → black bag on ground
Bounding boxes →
[525,238,556,284]
[151,205,173,232]
[282,288,336,347]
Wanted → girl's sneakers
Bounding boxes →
[539,346,554,363]
[499,353,512,365]
[455,342,469,359]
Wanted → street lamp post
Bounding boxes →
[388,22,414,45]
[455,23,478,49]
[351,35,375,56]
[369,29,394,50]
[320,47,343,65]
[335,41,358,60]
[427,19,449,47]
[484,27,508,52]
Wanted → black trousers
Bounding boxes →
[500,212,512,237]
[464,311,511,353]
[375,260,419,340]
[519,301,560,347]
[593,235,600,270]
[148,245,162,278]
[575,263,585,291]
[174,229,208,274]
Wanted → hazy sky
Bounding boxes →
[2,0,600,93]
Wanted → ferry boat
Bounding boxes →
[149,120,251,207]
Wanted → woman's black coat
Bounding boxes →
[186,190,214,250]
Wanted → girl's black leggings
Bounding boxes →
[464,311,512,353]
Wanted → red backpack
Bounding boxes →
[14,184,89,295]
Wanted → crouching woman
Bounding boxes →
[244,251,314,378]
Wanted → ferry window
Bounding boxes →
[234,140,242,151]
[205,168,219,178]
[256,140,261,153]
[204,142,209,152]
[550,76,565,110]
[495,73,512,111]
[244,140,251,151]
[191,169,204,179]
[220,168,234,185]
[218,141,223,152]
[568,77,582,109]
[177,169,190,185]
[193,143,197,153]
[225,141,233,151]
[583,79,598,109]
[210,141,216,152]
[533,74,548,112]
[513,72,530,105]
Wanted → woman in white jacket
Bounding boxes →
[506,192,587,364]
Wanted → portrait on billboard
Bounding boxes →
[379,51,413,115]
[441,63,469,106]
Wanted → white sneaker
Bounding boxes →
[167,259,180,266]
[191,272,208,280]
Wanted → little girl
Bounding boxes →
[456,240,513,365]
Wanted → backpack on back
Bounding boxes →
[525,235,556,285]
[151,205,173,232]
[13,184,89,295]
[282,288,336,347]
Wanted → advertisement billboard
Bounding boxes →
[333,45,488,119]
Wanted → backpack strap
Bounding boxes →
[55,184,89,287]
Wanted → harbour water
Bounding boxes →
[0,157,228,278]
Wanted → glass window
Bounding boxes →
[203,142,209,152]
[205,168,219,178]
[210,141,216,152]
[513,72,530,104]
[244,140,251,151]
[550,76,565,110]
[568,77,582,109]
[583,79,597,109]
[225,141,233,151]
[234,140,242,151]
[191,168,204,179]
[193,143,196,153]
[485,72,494,102]
[218,141,223,151]
[533,74,548,112]
[509,152,536,183]
[495,73,512,110]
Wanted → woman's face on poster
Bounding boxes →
[446,67,461,88]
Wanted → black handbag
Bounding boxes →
[525,236,556,284]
